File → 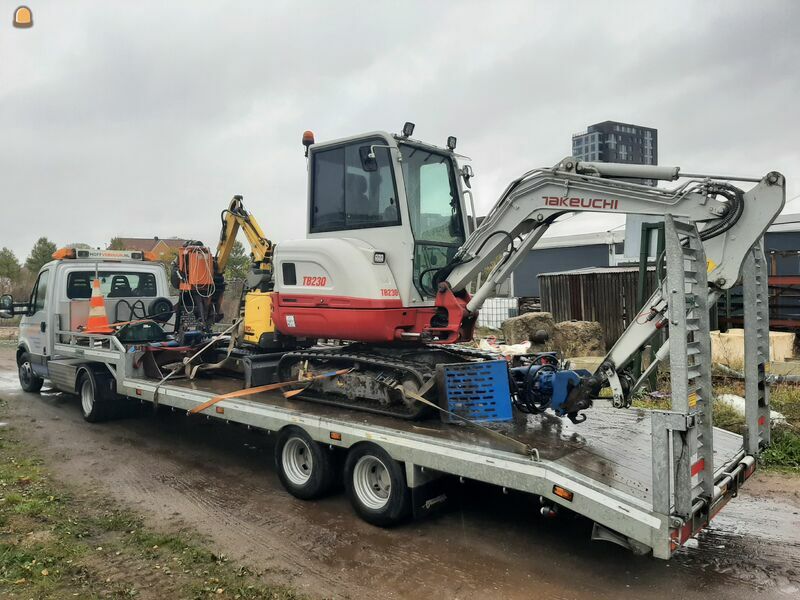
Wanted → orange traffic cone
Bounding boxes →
[84,278,114,334]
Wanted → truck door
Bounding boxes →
[19,268,50,373]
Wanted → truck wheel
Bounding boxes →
[344,443,410,527]
[18,352,44,393]
[79,372,111,423]
[275,427,336,500]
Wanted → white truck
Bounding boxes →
[3,249,171,405]
[0,236,771,559]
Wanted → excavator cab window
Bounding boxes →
[310,138,400,233]
[399,143,465,297]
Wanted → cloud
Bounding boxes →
[0,0,797,263]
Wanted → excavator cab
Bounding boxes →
[304,130,469,304]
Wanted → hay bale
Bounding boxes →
[552,320,605,357]
[501,312,555,345]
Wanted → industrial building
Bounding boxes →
[511,214,800,298]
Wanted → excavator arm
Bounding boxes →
[216,195,273,280]
[441,159,785,418]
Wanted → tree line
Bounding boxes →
[0,237,59,299]
[0,237,253,299]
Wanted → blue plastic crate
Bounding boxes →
[439,360,513,423]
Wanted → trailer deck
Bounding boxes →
[166,375,745,507]
[52,215,774,562]
[84,365,749,560]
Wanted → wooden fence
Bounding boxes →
[539,266,657,347]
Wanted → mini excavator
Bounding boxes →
[176,123,786,423]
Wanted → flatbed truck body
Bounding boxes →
[45,330,755,560]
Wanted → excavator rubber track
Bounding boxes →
[276,344,500,420]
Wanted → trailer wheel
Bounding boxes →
[344,443,410,527]
[79,372,111,423]
[18,352,43,393]
[275,427,336,500]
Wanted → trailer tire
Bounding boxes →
[79,371,113,423]
[344,443,410,527]
[275,427,336,500]
[18,352,44,393]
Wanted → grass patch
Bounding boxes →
[761,428,800,471]
[0,416,308,599]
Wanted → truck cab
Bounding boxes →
[0,248,171,393]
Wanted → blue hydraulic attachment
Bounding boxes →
[510,360,592,418]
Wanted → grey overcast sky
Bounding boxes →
[1,1,799,260]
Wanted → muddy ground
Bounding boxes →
[0,344,799,599]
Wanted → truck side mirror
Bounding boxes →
[0,294,13,319]
[461,164,474,189]
[359,146,378,172]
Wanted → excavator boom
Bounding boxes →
[216,195,273,277]
[439,159,784,415]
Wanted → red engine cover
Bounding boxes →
[271,284,473,344]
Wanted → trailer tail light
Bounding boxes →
[215,406,224,414]
[135,389,142,396]
[552,485,574,502]
[329,431,342,441]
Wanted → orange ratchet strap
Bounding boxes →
[187,368,352,414]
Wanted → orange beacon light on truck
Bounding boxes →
[13,6,33,28]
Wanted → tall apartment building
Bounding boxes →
[571,120,657,169]
[571,121,659,257]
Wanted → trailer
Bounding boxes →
[1,146,780,559]
[43,326,758,559]
[1,217,773,559]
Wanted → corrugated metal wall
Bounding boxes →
[539,267,657,346]
[511,244,612,297]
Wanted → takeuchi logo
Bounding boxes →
[542,196,619,210]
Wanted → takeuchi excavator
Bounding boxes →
[183,123,785,423]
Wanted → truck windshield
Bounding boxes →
[66,271,157,299]
[399,143,465,296]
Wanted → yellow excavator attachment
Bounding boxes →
[242,289,275,347]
